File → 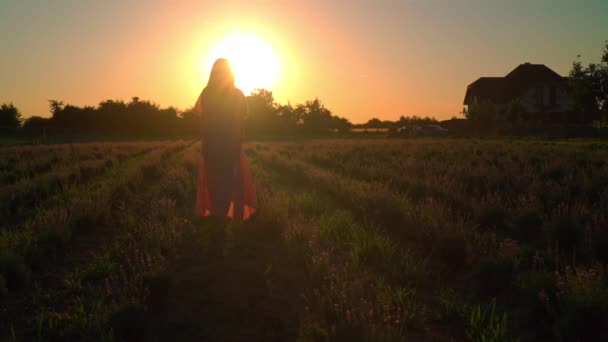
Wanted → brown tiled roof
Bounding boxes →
[463,64,568,105]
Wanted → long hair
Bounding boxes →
[207,58,235,89]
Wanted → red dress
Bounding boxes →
[194,86,257,221]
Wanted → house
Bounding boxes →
[463,63,576,121]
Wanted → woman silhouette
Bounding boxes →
[194,58,256,221]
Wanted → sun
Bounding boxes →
[206,33,281,94]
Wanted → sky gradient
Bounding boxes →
[1,0,607,122]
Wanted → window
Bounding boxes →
[536,87,543,105]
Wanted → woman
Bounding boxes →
[194,58,256,221]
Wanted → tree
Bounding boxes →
[569,40,608,114]
[48,100,65,116]
[300,98,333,133]
[396,115,438,127]
[464,100,498,122]
[364,118,383,128]
[23,116,51,129]
[3,89,350,138]
[329,116,351,133]
[246,89,278,134]
[275,103,300,133]
[178,107,201,136]
[0,103,22,128]
[506,99,527,120]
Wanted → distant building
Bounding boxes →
[463,63,578,121]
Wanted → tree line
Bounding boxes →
[0,89,440,138]
[0,98,199,138]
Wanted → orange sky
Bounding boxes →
[1,1,606,123]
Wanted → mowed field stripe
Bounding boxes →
[2,141,198,339]
[0,142,167,228]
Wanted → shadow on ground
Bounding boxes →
[138,215,308,342]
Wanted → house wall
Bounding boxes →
[556,87,573,111]
[517,85,573,113]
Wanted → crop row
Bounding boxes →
[0,142,162,185]
[250,140,608,341]
[27,143,201,340]
[0,142,168,228]
[0,141,192,306]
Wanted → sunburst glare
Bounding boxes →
[205,33,281,94]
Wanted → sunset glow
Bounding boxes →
[0,1,606,122]
[205,34,281,94]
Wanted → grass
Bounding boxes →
[1,137,608,341]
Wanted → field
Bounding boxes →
[1,138,608,341]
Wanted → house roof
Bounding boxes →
[463,63,568,105]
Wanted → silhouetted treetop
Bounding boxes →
[0,103,22,128]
